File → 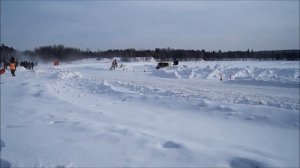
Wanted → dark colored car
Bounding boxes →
[156,62,169,69]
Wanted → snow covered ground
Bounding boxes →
[1,59,299,167]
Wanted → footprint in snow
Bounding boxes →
[229,157,269,168]
[108,127,129,135]
[214,105,233,112]
[33,90,43,97]
[162,140,181,149]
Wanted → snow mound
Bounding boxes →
[151,68,178,79]
[151,64,299,84]
[57,70,82,79]
[151,64,232,79]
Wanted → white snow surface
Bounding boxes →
[1,59,299,168]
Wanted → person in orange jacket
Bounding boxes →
[9,57,16,76]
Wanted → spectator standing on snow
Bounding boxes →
[16,59,19,67]
[31,62,34,70]
[9,57,16,76]
[110,59,118,70]
[28,61,32,70]
[173,58,178,65]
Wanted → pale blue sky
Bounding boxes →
[1,1,299,51]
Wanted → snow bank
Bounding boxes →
[151,64,299,84]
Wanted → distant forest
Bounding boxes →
[1,44,299,63]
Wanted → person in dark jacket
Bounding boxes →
[31,62,34,70]
[9,57,16,76]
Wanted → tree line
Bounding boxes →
[1,44,299,62]
[0,44,17,60]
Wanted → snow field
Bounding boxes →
[1,59,299,167]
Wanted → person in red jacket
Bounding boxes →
[9,57,16,76]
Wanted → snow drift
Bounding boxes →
[152,64,299,82]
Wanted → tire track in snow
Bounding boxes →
[52,62,299,111]
[53,70,299,111]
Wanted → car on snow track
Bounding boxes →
[156,62,169,69]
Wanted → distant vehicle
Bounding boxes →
[156,62,169,69]
[173,60,178,65]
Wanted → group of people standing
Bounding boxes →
[0,57,37,77]
[20,61,35,70]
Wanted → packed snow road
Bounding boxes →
[1,59,299,167]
